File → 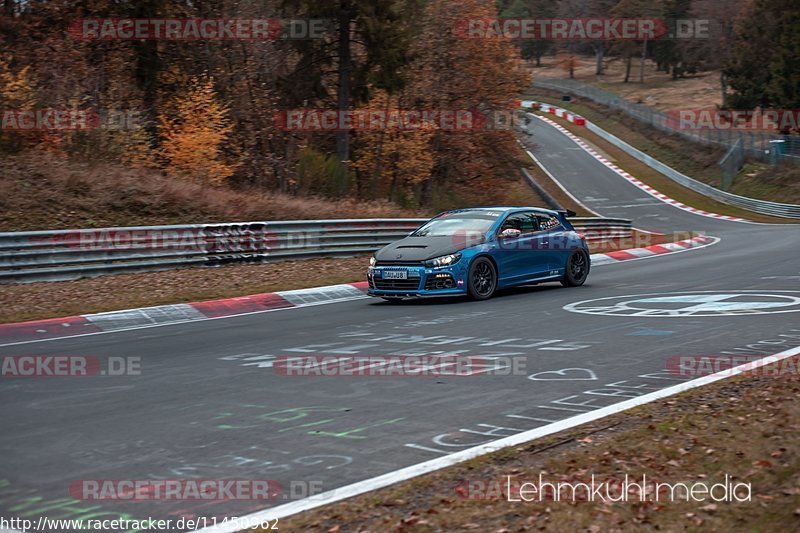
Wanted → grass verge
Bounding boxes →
[275,354,800,531]
[0,153,425,232]
[530,101,797,224]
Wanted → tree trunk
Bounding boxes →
[336,0,352,166]
[720,72,728,107]
[595,44,604,75]
[624,53,632,83]
[639,37,647,84]
[133,1,162,141]
[388,168,398,202]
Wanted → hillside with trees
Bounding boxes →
[2,0,797,230]
[0,0,538,230]
[506,0,799,110]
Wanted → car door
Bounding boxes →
[534,213,566,276]
[494,211,549,282]
[516,212,553,280]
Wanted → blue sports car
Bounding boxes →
[367,207,590,301]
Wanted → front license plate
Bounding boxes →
[383,270,408,280]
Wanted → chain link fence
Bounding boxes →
[532,78,800,168]
[719,139,744,191]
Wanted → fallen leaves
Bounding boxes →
[276,355,800,533]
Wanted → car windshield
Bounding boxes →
[412,212,498,237]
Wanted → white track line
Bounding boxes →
[196,344,800,532]
[531,114,759,223]
[524,150,602,216]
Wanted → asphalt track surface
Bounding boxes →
[2,118,800,530]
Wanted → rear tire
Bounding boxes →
[561,250,589,287]
[468,257,497,300]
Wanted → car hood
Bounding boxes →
[375,235,479,262]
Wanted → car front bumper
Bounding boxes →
[367,263,468,298]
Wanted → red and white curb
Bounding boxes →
[590,234,718,266]
[534,114,747,222]
[0,282,369,346]
[0,236,719,346]
[519,99,587,126]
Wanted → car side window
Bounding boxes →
[537,215,561,231]
[500,213,538,235]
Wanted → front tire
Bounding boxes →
[561,250,589,287]
[468,257,497,300]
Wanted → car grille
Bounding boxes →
[373,278,421,290]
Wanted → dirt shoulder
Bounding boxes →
[530,58,724,113]
[276,354,800,532]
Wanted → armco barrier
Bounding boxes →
[584,121,800,219]
[523,93,800,219]
[532,77,800,165]
[0,217,631,283]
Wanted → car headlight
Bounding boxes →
[424,253,461,268]
[369,255,376,267]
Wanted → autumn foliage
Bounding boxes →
[157,75,236,186]
[1,0,527,208]
[352,90,435,203]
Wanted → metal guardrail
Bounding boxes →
[583,121,800,219]
[522,89,800,218]
[0,217,632,283]
[570,217,632,242]
[532,77,800,165]
[0,219,425,283]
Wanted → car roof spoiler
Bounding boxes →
[557,209,577,218]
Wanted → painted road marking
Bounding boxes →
[194,345,800,532]
[564,291,800,317]
[527,368,598,381]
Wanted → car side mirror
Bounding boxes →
[499,228,521,239]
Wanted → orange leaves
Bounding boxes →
[352,90,434,201]
[398,0,526,200]
[0,59,36,110]
[559,54,580,78]
[157,75,237,186]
